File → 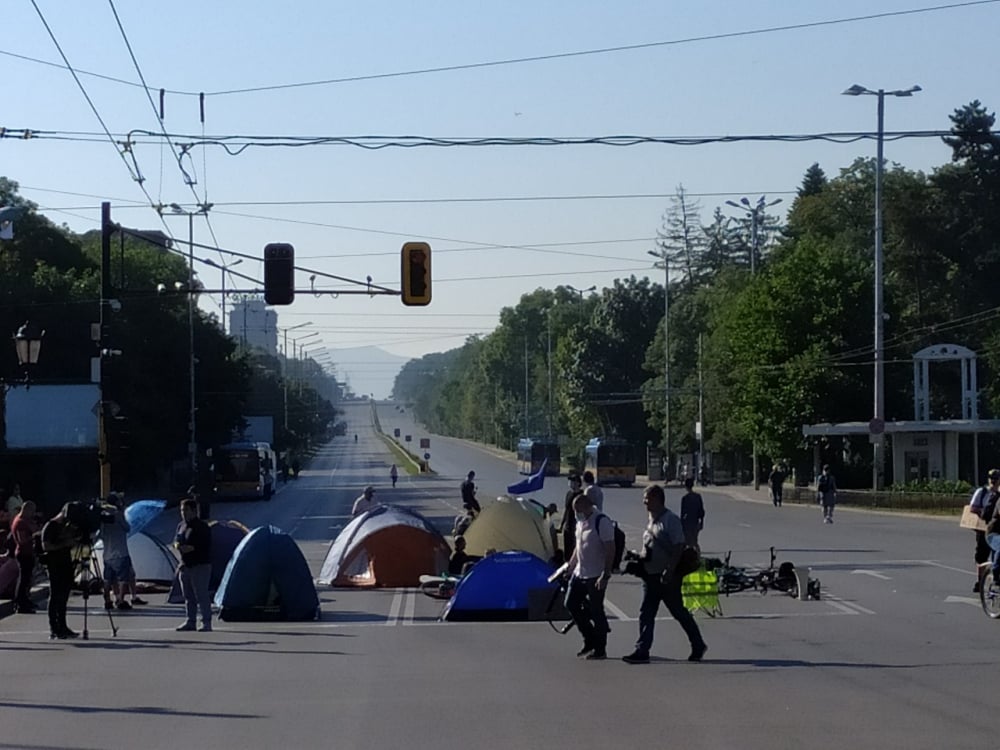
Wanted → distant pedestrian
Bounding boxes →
[970,469,1000,592]
[461,471,481,515]
[817,465,838,524]
[679,478,705,548]
[622,484,707,665]
[564,493,615,660]
[6,483,24,516]
[582,470,604,511]
[769,464,785,507]
[699,463,709,487]
[390,464,399,488]
[10,500,38,614]
[352,485,379,517]
[175,499,212,632]
[559,474,583,559]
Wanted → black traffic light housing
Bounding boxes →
[264,243,295,305]
[401,241,431,306]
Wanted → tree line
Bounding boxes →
[393,102,1000,487]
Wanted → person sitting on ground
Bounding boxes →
[447,536,481,576]
[461,471,481,514]
[352,485,379,517]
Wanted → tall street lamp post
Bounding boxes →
[843,83,921,490]
[203,258,242,335]
[647,250,669,480]
[566,285,596,300]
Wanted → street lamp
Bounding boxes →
[566,285,596,299]
[843,82,921,490]
[3,322,44,390]
[647,250,669,479]
[725,196,783,275]
[202,258,242,335]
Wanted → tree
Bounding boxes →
[656,185,706,287]
[798,163,828,197]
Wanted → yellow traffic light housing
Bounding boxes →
[401,241,431,306]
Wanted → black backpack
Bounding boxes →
[596,513,626,570]
[817,474,830,493]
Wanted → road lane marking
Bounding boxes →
[824,593,876,615]
[386,590,404,626]
[921,560,976,576]
[402,591,416,625]
[944,595,981,607]
[604,599,629,621]
[851,570,891,580]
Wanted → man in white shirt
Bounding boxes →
[351,486,379,517]
[563,493,615,660]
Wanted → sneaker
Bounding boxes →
[131,597,148,605]
[621,651,650,664]
[175,622,197,632]
[15,604,37,614]
[198,624,212,633]
[61,629,79,639]
[116,600,132,610]
[104,599,114,610]
[585,651,607,660]
[576,645,594,658]
[688,643,708,662]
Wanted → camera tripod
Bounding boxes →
[73,544,118,639]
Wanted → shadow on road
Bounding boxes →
[0,701,260,719]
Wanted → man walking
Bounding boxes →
[564,493,615,660]
[817,465,838,524]
[679,478,705,548]
[461,471,481,515]
[768,464,785,507]
[175,499,213,633]
[582,471,604,511]
[622,484,707,664]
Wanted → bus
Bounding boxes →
[516,438,561,476]
[211,441,276,501]
[584,437,637,487]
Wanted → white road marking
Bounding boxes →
[824,593,876,615]
[824,599,862,615]
[851,569,891,580]
[402,591,416,625]
[920,560,976,576]
[604,599,630,621]
[944,595,982,607]
[386,590,404,626]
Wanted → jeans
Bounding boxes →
[986,533,1000,574]
[47,564,73,635]
[635,573,705,656]
[565,575,609,652]
[179,563,212,627]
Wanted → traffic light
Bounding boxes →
[401,241,431,306]
[264,243,295,305]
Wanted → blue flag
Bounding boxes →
[507,458,547,495]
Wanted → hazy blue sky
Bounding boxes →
[4,1,998,389]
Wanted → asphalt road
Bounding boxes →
[1,400,993,750]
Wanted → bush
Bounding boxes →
[887,478,973,495]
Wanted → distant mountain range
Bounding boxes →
[323,346,410,401]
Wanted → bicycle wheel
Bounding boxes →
[980,568,1000,619]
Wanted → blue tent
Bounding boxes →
[442,550,555,622]
[213,526,320,621]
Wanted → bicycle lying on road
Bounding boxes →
[709,547,820,600]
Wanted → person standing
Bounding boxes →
[559,474,583,560]
[99,493,134,610]
[582,471,604,511]
[768,464,785,507]
[461,471,481,514]
[5,483,24,516]
[679,478,705,548]
[970,469,1000,592]
[390,464,399,488]
[564,493,615,660]
[622,484,707,664]
[10,500,38,614]
[41,504,79,639]
[351,485,379,517]
[817,465,838,524]
[175,499,213,633]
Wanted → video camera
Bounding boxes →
[622,549,647,578]
[64,499,116,542]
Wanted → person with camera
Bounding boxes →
[564,492,615,660]
[174,498,213,633]
[99,493,134,611]
[622,484,707,664]
[41,504,81,639]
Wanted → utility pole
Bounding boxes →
[99,202,113,498]
[547,309,552,439]
[524,338,529,437]
[698,333,704,473]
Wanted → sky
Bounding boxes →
[3,1,999,393]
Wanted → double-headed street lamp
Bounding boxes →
[567,285,596,299]
[843,83,921,490]
[725,196,783,275]
[202,258,242,335]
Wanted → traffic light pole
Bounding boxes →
[99,202,114,499]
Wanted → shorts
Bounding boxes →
[103,555,134,584]
[975,531,991,564]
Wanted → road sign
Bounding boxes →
[393,428,400,437]
[423,452,430,460]
[405,435,411,443]
[419,438,430,449]
[868,417,885,435]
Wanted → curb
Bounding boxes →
[0,581,50,621]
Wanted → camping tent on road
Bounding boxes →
[319,504,450,588]
[214,525,319,621]
[168,519,249,602]
[442,550,556,621]
[462,496,554,561]
[95,530,177,584]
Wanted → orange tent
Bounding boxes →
[318,505,450,587]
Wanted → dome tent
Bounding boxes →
[462,496,554,561]
[213,525,319,621]
[442,550,556,621]
[319,504,450,588]
[168,519,249,602]
[94,531,177,584]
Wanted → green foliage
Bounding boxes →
[888,478,973,495]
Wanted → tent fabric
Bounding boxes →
[442,551,555,621]
[168,520,249,602]
[462,496,555,561]
[318,504,451,588]
[213,525,319,621]
[0,556,18,599]
[124,500,166,537]
[95,531,178,583]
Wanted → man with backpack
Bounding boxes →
[970,469,1000,592]
[563,492,615,660]
[817,465,838,524]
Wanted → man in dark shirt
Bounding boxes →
[680,478,705,548]
[559,474,583,559]
[460,471,481,514]
[447,536,480,576]
[41,504,80,639]
[175,498,213,632]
